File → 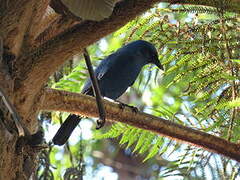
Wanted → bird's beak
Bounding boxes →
[155,61,164,71]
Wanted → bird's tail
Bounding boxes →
[52,114,82,145]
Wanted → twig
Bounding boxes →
[77,127,84,180]
[83,48,106,129]
[0,87,25,136]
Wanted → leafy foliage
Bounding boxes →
[95,3,240,179]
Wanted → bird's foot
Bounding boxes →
[96,118,105,130]
[118,102,138,113]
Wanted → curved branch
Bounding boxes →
[23,0,50,47]
[15,0,240,91]
[34,15,77,47]
[33,0,240,48]
[41,88,240,162]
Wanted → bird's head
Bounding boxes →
[149,46,164,71]
[133,40,164,70]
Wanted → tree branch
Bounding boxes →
[15,0,240,91]
[83,48,106,128]
[23,0,50,48]
[34,15,78,47]
[32,0,240,48]
[33,0,240,47]
[15,0,161,90]
[41,88,240,162]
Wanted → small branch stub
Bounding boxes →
[0,87,25,136]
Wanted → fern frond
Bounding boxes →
[173,6,219,14]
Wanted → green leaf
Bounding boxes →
[143,137,163,161]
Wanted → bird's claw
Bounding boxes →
[118,102,138,113]
[118,102,125,110]
[131,106,138,113]
[96,119,105,129]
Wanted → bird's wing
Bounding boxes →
[81,80,93,95]
[81,53,117,95]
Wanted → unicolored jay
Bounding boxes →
[53,40,164,145]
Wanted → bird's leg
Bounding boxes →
[117,101,138,113]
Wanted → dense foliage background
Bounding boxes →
[37,3,240,179]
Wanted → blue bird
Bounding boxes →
[52,40,163,145]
